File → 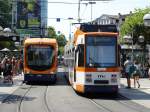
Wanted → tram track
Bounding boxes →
[88,93,150,112]
[17,85,32,112]
[89,98,114,112]
[115,94,150,112]
[44,86,53,112]
[17,85,53,112]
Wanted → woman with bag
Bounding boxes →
[132,61,141,88]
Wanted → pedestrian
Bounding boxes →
[148,67,150,80]
[0,61,2,76]
[3,58,13,84]
[132,61,141,88]
[143,63,149,78]
[11,56,17,76]
[1,55,7,70]
[124,57,133,88]
[19,58,23,75]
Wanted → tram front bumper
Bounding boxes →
[84,85,118,93]
[24,74,56,82]
[76,84,118,93]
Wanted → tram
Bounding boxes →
[64,24,120,94]
[24,38,58,83]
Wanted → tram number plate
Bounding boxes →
[98,75,105,78]
[37,75,42,77]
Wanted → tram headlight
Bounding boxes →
[85,74,92,83]
[24,70,30,74]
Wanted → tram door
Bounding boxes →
[74,45,84,82]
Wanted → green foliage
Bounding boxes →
[120,7,150,44]
[57,34,67,47]
[58,46,64,56]
[47,26,67,55]
[47,26,57,38]
[0,0,12,28]
[0,41,15,49]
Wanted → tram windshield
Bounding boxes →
[86,36,117,67]
[27,45,54,70]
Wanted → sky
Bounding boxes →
[47,0,150,39]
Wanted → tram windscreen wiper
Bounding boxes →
[89,57,96,67]
[89,57,101,67]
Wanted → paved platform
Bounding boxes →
[0,75,23,104]
[120,78,150,109]
[0,75,150,109]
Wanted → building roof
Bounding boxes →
[94,13,131,21]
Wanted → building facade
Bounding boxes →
[12,0,48,39]
[91,13,131,31]
[41,0,48,36]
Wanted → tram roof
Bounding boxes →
[72,24,118,45]
[24,38,58,45]
[79,24,118,33]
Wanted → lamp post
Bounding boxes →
[143,13,150,27]
[88,1,96,21]
[68,17,74,40]
[78,0,112,22]
[143,13,150,73]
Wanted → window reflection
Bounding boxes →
[86,36,117,67]
[27,45,54,70]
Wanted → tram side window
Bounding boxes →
[77,44,84,67]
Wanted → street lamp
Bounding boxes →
[143,13,150,27]
[143,13,150,69]
[138,35,144,43]
[3,28,12,37]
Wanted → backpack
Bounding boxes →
[132,65,140,76]
[129,65,136,75]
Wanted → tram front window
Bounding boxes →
[86,36,117,67]
[27,45,54,70]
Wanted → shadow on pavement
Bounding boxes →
[0,93,36,104]
[119,85,150,100]
[55,72,69,86]
[77,92,120,99]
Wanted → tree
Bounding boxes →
[47,26,67,55]
[120,7,150,44]
[47,26,57,39]
[57,34,67,47]
[0,0,12,28]
[0,41,16,50]
[57,34,67,55]
[0,0,12,50]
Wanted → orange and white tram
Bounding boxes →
[64,24,121,94]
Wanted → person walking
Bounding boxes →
[148,67,150,80]
[132,61,141,88]
[11,56,16,76]
[124,57,133,88]
[3,58,13,84]
[0,61,2,76]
